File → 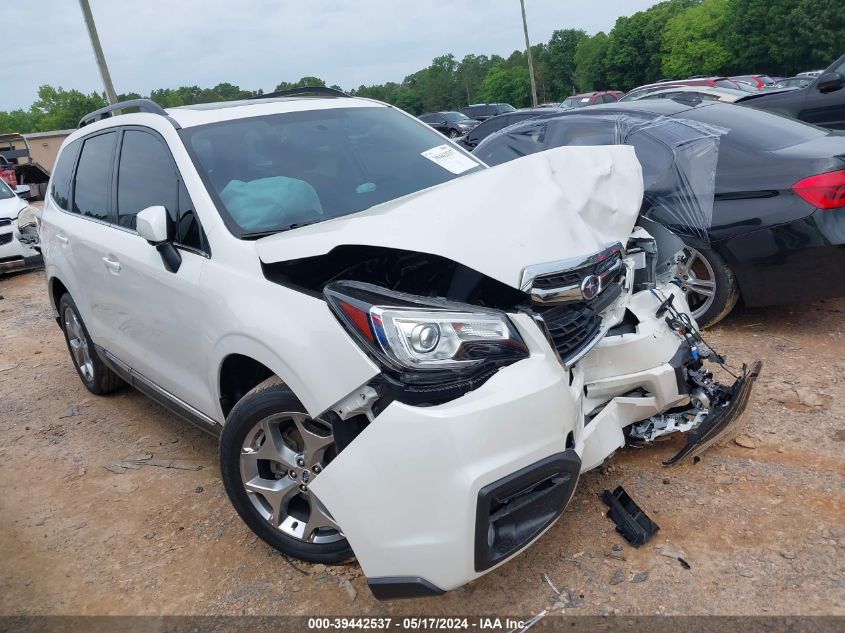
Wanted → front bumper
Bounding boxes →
[311,283,699,596]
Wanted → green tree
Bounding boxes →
[479,63,531,107]
[662,0,731,78]
[548,29,588,98]
[273,76,327,92]
[573,32,610,91]
[31,85,107,130]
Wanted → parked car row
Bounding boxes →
[470,96,845,328]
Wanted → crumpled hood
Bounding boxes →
[256,145,644,290]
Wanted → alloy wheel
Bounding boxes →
[239,413,343,544]
[64,307,94,382]
[677,247,717,321]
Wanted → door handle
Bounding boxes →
[56,233,69,244]
[102,256,121,273]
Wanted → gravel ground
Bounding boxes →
[0,269,843,617]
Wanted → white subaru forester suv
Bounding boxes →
[39,88,759,599]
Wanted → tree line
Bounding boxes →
[2,0,842,134]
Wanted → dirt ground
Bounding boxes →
[0,268,843,617]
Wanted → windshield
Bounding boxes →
[444,112,470,122]
[562,97,590,108]
[0,178,14,200]
[181,106,484,237]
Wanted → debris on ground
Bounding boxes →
[793,386,825,408]
[338,576,357,602]
[58,404,80,419]
[630,571,649,583]
[541,572,561,595]
[601,486,660,547]
[734,434,760,449]
[104,453,203,474]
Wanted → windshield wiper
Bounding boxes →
[240,220,321,240]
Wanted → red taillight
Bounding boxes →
[792,169,845,210]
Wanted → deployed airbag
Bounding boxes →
[221,176,322,231]
[256,145,644,290]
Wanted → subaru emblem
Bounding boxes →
[580,275,602,301]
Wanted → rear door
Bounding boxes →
[98,127,213,413]
[50,131,119,344]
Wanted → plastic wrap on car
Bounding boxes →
[474,113,727,245]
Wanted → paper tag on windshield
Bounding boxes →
[421,144,478,174]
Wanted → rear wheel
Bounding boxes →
[677,246,739,328]
[58,293,124,395]
[220,377,353,563]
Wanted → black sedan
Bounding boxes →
[474,100,845,327]
[741,53,845,129]
[417,111,479,139]
[455,108,566,150]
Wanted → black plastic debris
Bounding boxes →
[601,486,660,547]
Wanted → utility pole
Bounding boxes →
[78,0,118,104]
[520,0,538,107]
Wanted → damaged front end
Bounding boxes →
[254,146,759,596]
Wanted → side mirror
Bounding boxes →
[817,72,844,93]
[136,205,170,243]
[136,205,181,273]
[14,185,31,198]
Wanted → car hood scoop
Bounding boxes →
[256,145,643,291]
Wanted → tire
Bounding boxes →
[58,293,125,395]
[678,246,740,328]
[219,377,353,564]
[448,128,459,139]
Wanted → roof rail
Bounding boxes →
[253,86,350,100]
[78,99,171,128]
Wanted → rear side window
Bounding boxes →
[116,130,178,230]
[50,139,80,210]
[73,132,117,220]
[685,103,827,151]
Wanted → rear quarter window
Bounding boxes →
[50,139,80,210]
[73,132,118,220]
[686,104,827,151]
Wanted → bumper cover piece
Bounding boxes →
[602,485,660,547]
[663,360,763,466]
[475,450,581,572]
[368,577,445,600]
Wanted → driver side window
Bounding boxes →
[116,129,208,253]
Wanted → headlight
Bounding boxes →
[16,204,39,230]
[325,281,528,382]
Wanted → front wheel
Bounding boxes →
[219,377,353,564]
[677,246,739,328]
[448,128,459,139]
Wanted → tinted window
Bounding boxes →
[116,130,178,230]
[601,94,617,103]
[73,132,116,220]
[418,114,435,123]
[50,139,80,210]
[444,112,470,122]
[684,103,827,151]
[496,104,515,114]
[182,106,483,236]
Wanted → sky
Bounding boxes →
[0,0,659,111]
